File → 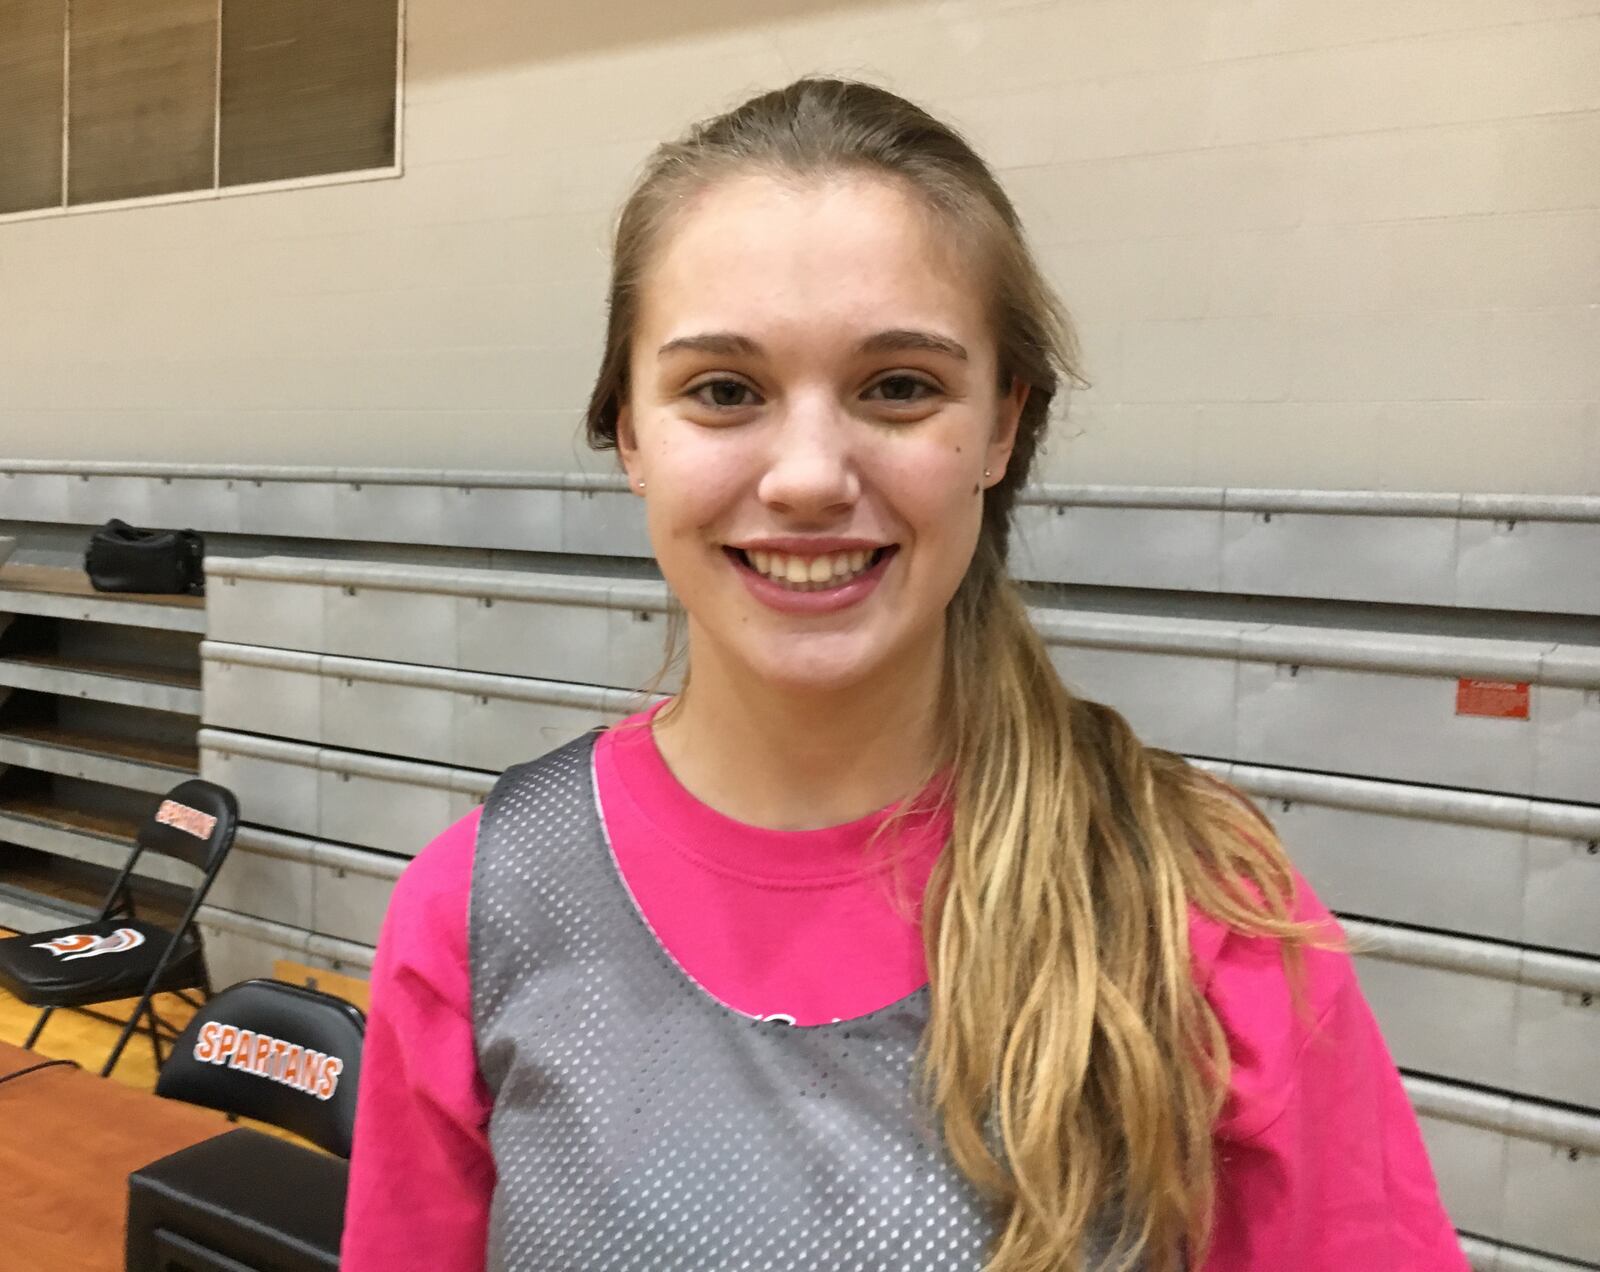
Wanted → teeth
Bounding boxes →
[740,547,884,591]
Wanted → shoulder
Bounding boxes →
[1187,867,1358,1140]
[492,729,601,791]
[374,807,482,976]
[479,731,601,828]
[1186,865,1347,994]
[395,806,481,910]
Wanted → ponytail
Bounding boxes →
[915,539,1334,1270]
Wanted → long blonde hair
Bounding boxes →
[584,77,1337,1272]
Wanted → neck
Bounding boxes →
[651,623,945,831]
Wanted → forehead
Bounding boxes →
[636,173,990,351]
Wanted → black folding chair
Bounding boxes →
[153,976,366,1156]
[0,778,238,1078]
[126,978,366,1272]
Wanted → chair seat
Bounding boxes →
[0,919,203,1008]
[126,1127,346,1272]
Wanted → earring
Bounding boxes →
[983,468,991,479]
[636,479,645,490]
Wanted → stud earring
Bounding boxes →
[636,479,645,490]
[983,468,991,479]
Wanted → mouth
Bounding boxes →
[724,544,897,592]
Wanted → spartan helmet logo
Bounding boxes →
[33,928,146,962]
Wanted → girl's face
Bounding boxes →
[617,173,1026,695]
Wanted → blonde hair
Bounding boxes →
[584,77,1337,1272]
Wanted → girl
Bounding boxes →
[343,78,1468,1271]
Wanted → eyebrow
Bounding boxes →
[860,328,969,360]
[657,332,761,358]
[657,329,969,361]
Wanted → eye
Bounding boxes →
[864,373,939,404]
[688,378,761,410]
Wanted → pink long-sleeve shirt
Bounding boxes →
[342,707,1468,1270]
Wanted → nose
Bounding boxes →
[755,393,859,519]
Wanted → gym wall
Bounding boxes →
[0,0,1594,493]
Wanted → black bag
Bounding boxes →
[84,519,206,596]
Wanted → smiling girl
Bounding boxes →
[342,79,1468,1271]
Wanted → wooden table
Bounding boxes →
[0,1039,50,1081]
[0,1039,229,1272]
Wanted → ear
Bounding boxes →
[615,402,643,495]
[985,376,1029,486]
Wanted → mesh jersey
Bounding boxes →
[470,731,1133,1271]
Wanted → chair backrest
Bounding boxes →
[137,779,239,875]
[157,978,366,1158]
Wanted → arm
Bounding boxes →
[341,808,495,1272]
[1198,880,1469,1271]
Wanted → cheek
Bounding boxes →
[641,421,749,538]
[880,442,982,540]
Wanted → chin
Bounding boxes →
[747,641,890,696]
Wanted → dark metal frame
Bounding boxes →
[22,807,233,1078]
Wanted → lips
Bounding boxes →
[729,545,891,590]
[723,543,898,613]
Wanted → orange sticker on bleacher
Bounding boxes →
[1455,679,1530,719]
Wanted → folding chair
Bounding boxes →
[126,978,366,1272]
[0,778,238,1078]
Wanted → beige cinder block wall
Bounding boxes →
[0,0,1595,493]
